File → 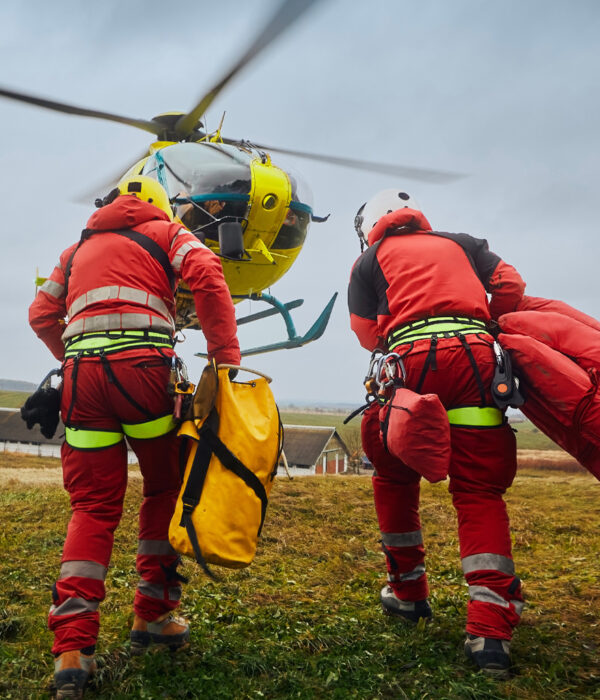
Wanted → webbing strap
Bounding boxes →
[180,410,220,580]
[200,426,269,537]
[388,316,488,349]
[122,413,177,439]
[179,407,269,578]
[64,330,173,358]
[447,406,503,427]
[65,426,124,449]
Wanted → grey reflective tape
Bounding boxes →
[50,597,100,617]
[121,312,175,332]
[60,560,107,581]
[63,313,174,339]
[399,564,427,582]
[461,553,515,576]
[171,239,206,272]
[381,530,423,548]
[137,580,181,602]
[67,285,172,323]
[468,585,509,608]
[465,635,510,654]
[137,539,177,556]
[40,279,64,298]
[512,599,525,616]
[167,585,182,602]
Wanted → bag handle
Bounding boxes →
[217,364,273,384]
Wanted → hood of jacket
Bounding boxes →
[86,195,171,231]
[367,208,432,246]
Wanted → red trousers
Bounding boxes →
[362,335,523,640]
[49,349,182,654]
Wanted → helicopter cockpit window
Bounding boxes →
[142,142,252,240]
[270,169,313,250]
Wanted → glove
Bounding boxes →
[228,368,239,381]
[20,387,61,439]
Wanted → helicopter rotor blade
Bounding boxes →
[223,139,465,183]
[0,86,163,136]
[174,0,322,139]
[72,148,151,206]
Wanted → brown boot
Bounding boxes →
[130,612,189,655]
[53,650,96,699]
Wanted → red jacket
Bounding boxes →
[348,208,525,350]
[29,196,241,364]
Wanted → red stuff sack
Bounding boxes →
[379,386,450,483]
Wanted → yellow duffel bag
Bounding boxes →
[169,364,282,577]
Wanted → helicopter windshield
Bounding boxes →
[143,142,252,238]
[143,142,313,248]
[271,166,313,250]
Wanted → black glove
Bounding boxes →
[20,387,61,439]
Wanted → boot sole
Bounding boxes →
[130,630,190,656]
[480,665,511,681]
[382,605,432,623]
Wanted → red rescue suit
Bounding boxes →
[348,208,526,640]
[29,196,241,655]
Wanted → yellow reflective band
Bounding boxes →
[122,413,177,439]
[388,316,488,348]
[64,330,173,358]
[447,406,503,427]
[65,427,124,449]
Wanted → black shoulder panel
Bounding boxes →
[429,231,500,287]
[348,241,390,319]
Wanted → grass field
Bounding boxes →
[1,453,599,699]
[0,390,32,409]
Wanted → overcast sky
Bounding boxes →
[0,0,598,406]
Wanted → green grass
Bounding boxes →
[1,454,599,698]
[0,390,30,408]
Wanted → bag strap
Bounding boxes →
[200,423,269,536]
[179,406,270,577]
[179,409,220,580]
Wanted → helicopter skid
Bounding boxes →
[195,291,338,357]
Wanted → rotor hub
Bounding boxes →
[151,113,204,142]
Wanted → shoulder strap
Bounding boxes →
[63,227,175,298]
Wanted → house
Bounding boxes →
[0,407,63,457]
[280,424,350,476]
[0,408,136,463]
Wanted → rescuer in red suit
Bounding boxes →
[348,189,525,678]
[29,176,241,699]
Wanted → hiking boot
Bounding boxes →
[130,612,190,655]
[380,585,432,623]
[464,634,511,679]
[53,650,96,699]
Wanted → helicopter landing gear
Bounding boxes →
[195,291,338,357]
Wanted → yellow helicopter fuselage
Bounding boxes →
[120,140,310,302]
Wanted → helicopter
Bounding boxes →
[0,0,461,357]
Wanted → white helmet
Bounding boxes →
[354,189,420,247]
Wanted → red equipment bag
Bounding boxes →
[379,386,451,483]
[498,295,600,479]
